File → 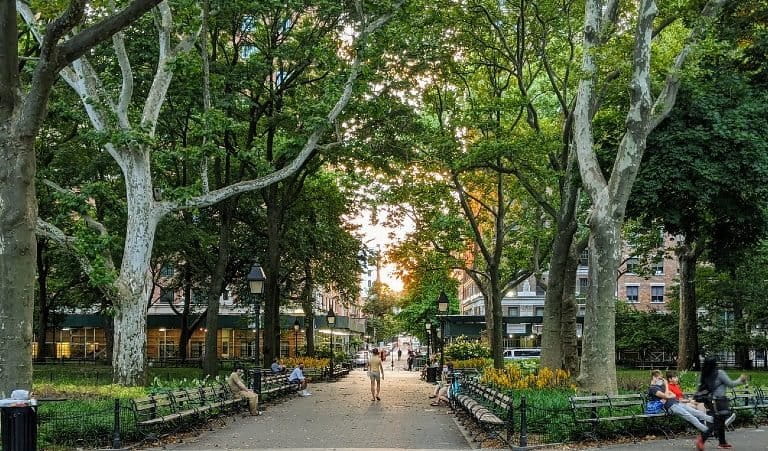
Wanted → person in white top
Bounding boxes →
[289,363,311,396]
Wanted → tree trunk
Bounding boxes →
[203,200,233,377]
[677,243,699,370]
[178,270,192,361]
[733,305,751,369]
[541,225,574,370]
[112,151,159,386]
[36,237,49,362]
[490,277,503,369]
[561,243,581,374]
[263,188,284,365]
[0,132,36,396]
[578,215,619,394]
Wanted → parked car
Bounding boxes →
[353,350,370,366]
[503,348,541,360]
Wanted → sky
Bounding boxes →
[352,208,411,292]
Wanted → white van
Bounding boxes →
[503,348,541,360]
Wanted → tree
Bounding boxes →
[28,0,403,385]
[572,0,726,393]
[631,67,768,369]
[0,0,165,395]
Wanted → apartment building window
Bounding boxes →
[536,283,546,296]
[578,249,589,267]
[578,278,589,295]
[653,260,664,275]
[625,257,638,274]
[507,306,520,317]
[160,264,175,277]
[535,306,545,317]
[651,286,665,303]
[160,287,174,303]
[626,285,639,303]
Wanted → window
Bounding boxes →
[651,286,665,303]
[535,307,545,317]
[578,278,589,295]
[532,324,543,335]
[653,260,664,275]
[507,306,520,317]
[536,283,546,296]
[160,264,175,277]
[626,257,638,274]
[626,285,639,303]
[160,288,174,304]
[578,249,589,267]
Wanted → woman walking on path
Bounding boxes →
[367,348,384,401]
[696,356,748,450]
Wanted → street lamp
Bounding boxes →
[159,328,167,360]
[293,319,301,357]
[425,322,431,361]
[327,309,336,379]
[247,263,266,393]
[437,290,449,371]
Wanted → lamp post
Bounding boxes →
[159,328,167,360]
[293,319,301,357]
[327,309,336,380]
[247,263,266,392]
[425,322,431,361]
[437,290,449,371]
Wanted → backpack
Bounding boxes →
[645,399,664,414]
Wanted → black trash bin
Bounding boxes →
[1,404,37,451]
[426,366,438,383]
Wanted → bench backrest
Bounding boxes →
[132,393,173,422]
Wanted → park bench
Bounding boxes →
[569,393,671,441]
[259,373,300,400]
[452,379,513,444]
[728,386,768,424]
[131,384,247,437]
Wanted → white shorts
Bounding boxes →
[368,371,381,381]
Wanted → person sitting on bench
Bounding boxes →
[227,366,259,415]
[289,363,311,397]
[648,370,713,435]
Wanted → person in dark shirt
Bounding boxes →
[696,357,748,450]
[648,370,712,444]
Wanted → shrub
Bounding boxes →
[444,336,491,360]
[481,366,573,390]
[282,356,330,369]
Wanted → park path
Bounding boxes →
[159,365,471,450]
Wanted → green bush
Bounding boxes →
[444,336,490,360]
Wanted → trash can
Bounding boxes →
[1,403,37,451]
[426,366,438,383]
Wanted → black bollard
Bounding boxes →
[518,396,528,449]
[112,398,122,449]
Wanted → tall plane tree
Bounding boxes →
[573,0,726,393]
[26,0,403,385]
[0,0,164,396]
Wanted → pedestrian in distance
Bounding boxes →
[226,366,259,415]
[289,363,312,397]
[696,357,748,450]
[367,348,384,401]
[397,348,402,361]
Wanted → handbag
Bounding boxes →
[693,387,713,403]
[645,399,664,414]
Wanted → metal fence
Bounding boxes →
[33,399,136,450]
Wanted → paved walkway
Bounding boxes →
[161,366,470,450]
[581,427,768,450]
